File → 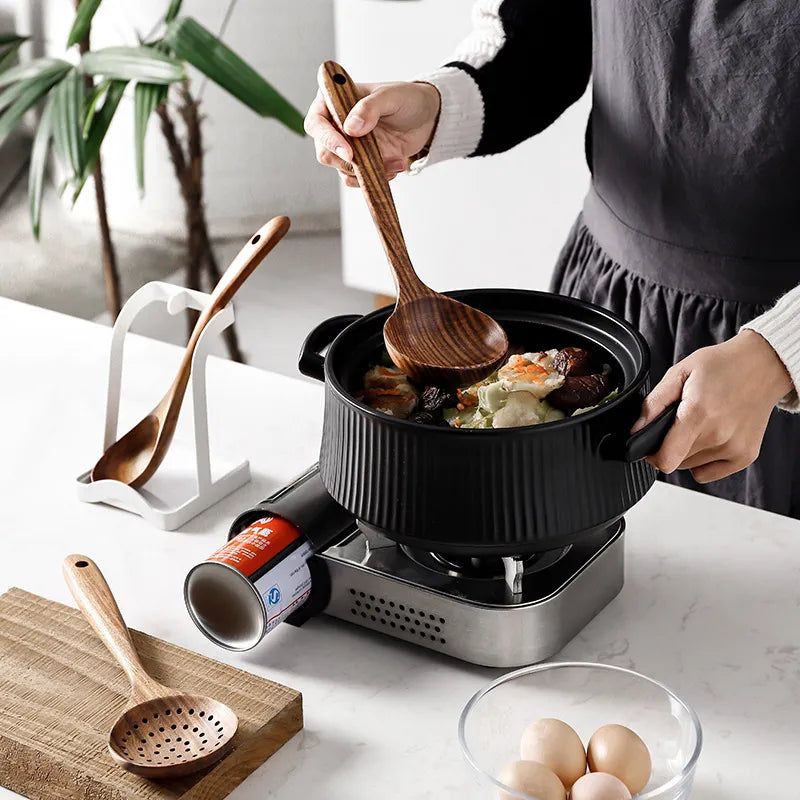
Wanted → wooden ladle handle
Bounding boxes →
[318,61,428,301]
[206,215,291,313]
[173,215,291,398]
[63,555,164,702]
[187,215,291,353]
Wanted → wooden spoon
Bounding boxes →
[63,554,239,778]
[91,215,291,487]
[318,61,508,387]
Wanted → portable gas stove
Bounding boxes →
[317,521,623,668]
[254,467,625,669]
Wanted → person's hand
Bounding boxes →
[304,81,441,187]
[632,329,793,482]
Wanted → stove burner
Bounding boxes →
[400,544,571,581]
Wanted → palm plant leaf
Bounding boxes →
[0,75,45,115]
[0,57,70,90]
[53,69,86,180]
[0,58,72,89]
[73,79,127,201]
[134,81,168,191]
[165,0,182,24]
[82,46,185,84]
[0,55,69,116]
[0,33,27,46]
[0,34,28,72]
[83,78,110,137]
[0,66,70,148]
[163,17,304,134]
[67,0,103,47]
[29,93,56,239]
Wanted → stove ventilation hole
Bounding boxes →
[348,588,446,645]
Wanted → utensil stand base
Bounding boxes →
[76,281,251,530]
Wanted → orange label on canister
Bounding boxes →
[208,516,301,578]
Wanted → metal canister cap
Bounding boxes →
[184,561,267,651]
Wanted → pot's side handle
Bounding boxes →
[299,315,363,382]
[601,400,680,463]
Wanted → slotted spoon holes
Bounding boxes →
[109,696,238,772]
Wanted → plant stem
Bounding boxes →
[178,84,244,362]
[92,157,122,318]
[75,2,122,319]
[157,92,244,362]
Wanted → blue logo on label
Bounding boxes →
[267,586,281,606]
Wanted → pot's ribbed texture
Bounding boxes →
[305,289,661,556]
[319,384,656,554]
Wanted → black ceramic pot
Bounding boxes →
[299,289,676,556]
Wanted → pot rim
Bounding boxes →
[323,288,651,435]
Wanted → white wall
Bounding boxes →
[0,0,15,22]
[30,0,338,236]
[335,0,592,296]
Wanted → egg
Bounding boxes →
[587,724,652,794]
[570,772,632,800]
[519,718,586,789]
[496,760,567,800]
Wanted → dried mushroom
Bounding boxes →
[547,373,612,414]
[421,386,458,413]
[553,347,593,377]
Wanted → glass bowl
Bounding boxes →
[459,662,702,799]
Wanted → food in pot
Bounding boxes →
[586,724,652,794]
[548,373,612,414]
[497,351,566,399]
[552,345,593,377]
[496,760,566,800]
[570,772,632,800]
[420,385,458,413]
[359,365,418,418]
[358,346,617,429]
[519,718,587,790]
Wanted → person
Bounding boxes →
[304,0,800,518]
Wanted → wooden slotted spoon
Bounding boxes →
[318,61,508,387]
[91,215,291,487]
[63,554,239,778]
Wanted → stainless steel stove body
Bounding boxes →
[317,521,624,668]
[227,467,625,669]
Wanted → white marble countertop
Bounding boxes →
[2,297,800,800]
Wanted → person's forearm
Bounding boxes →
[741,284,800,411]
[413,0,592,170]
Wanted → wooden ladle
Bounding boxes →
[318,61,508,386]
[91,215,291,487]
[63,554,239,778]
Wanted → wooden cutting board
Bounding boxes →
[0,588,303,800]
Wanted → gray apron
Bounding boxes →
[550,0,800,517]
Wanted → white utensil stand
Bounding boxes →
[76,281,251,530]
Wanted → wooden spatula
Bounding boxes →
[91,215,290,487]
[318,61,508,387]
[63,554,239,778]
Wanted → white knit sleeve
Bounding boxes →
[741,284,800,412]
[409,67,484,171]
[408,0,509,171]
